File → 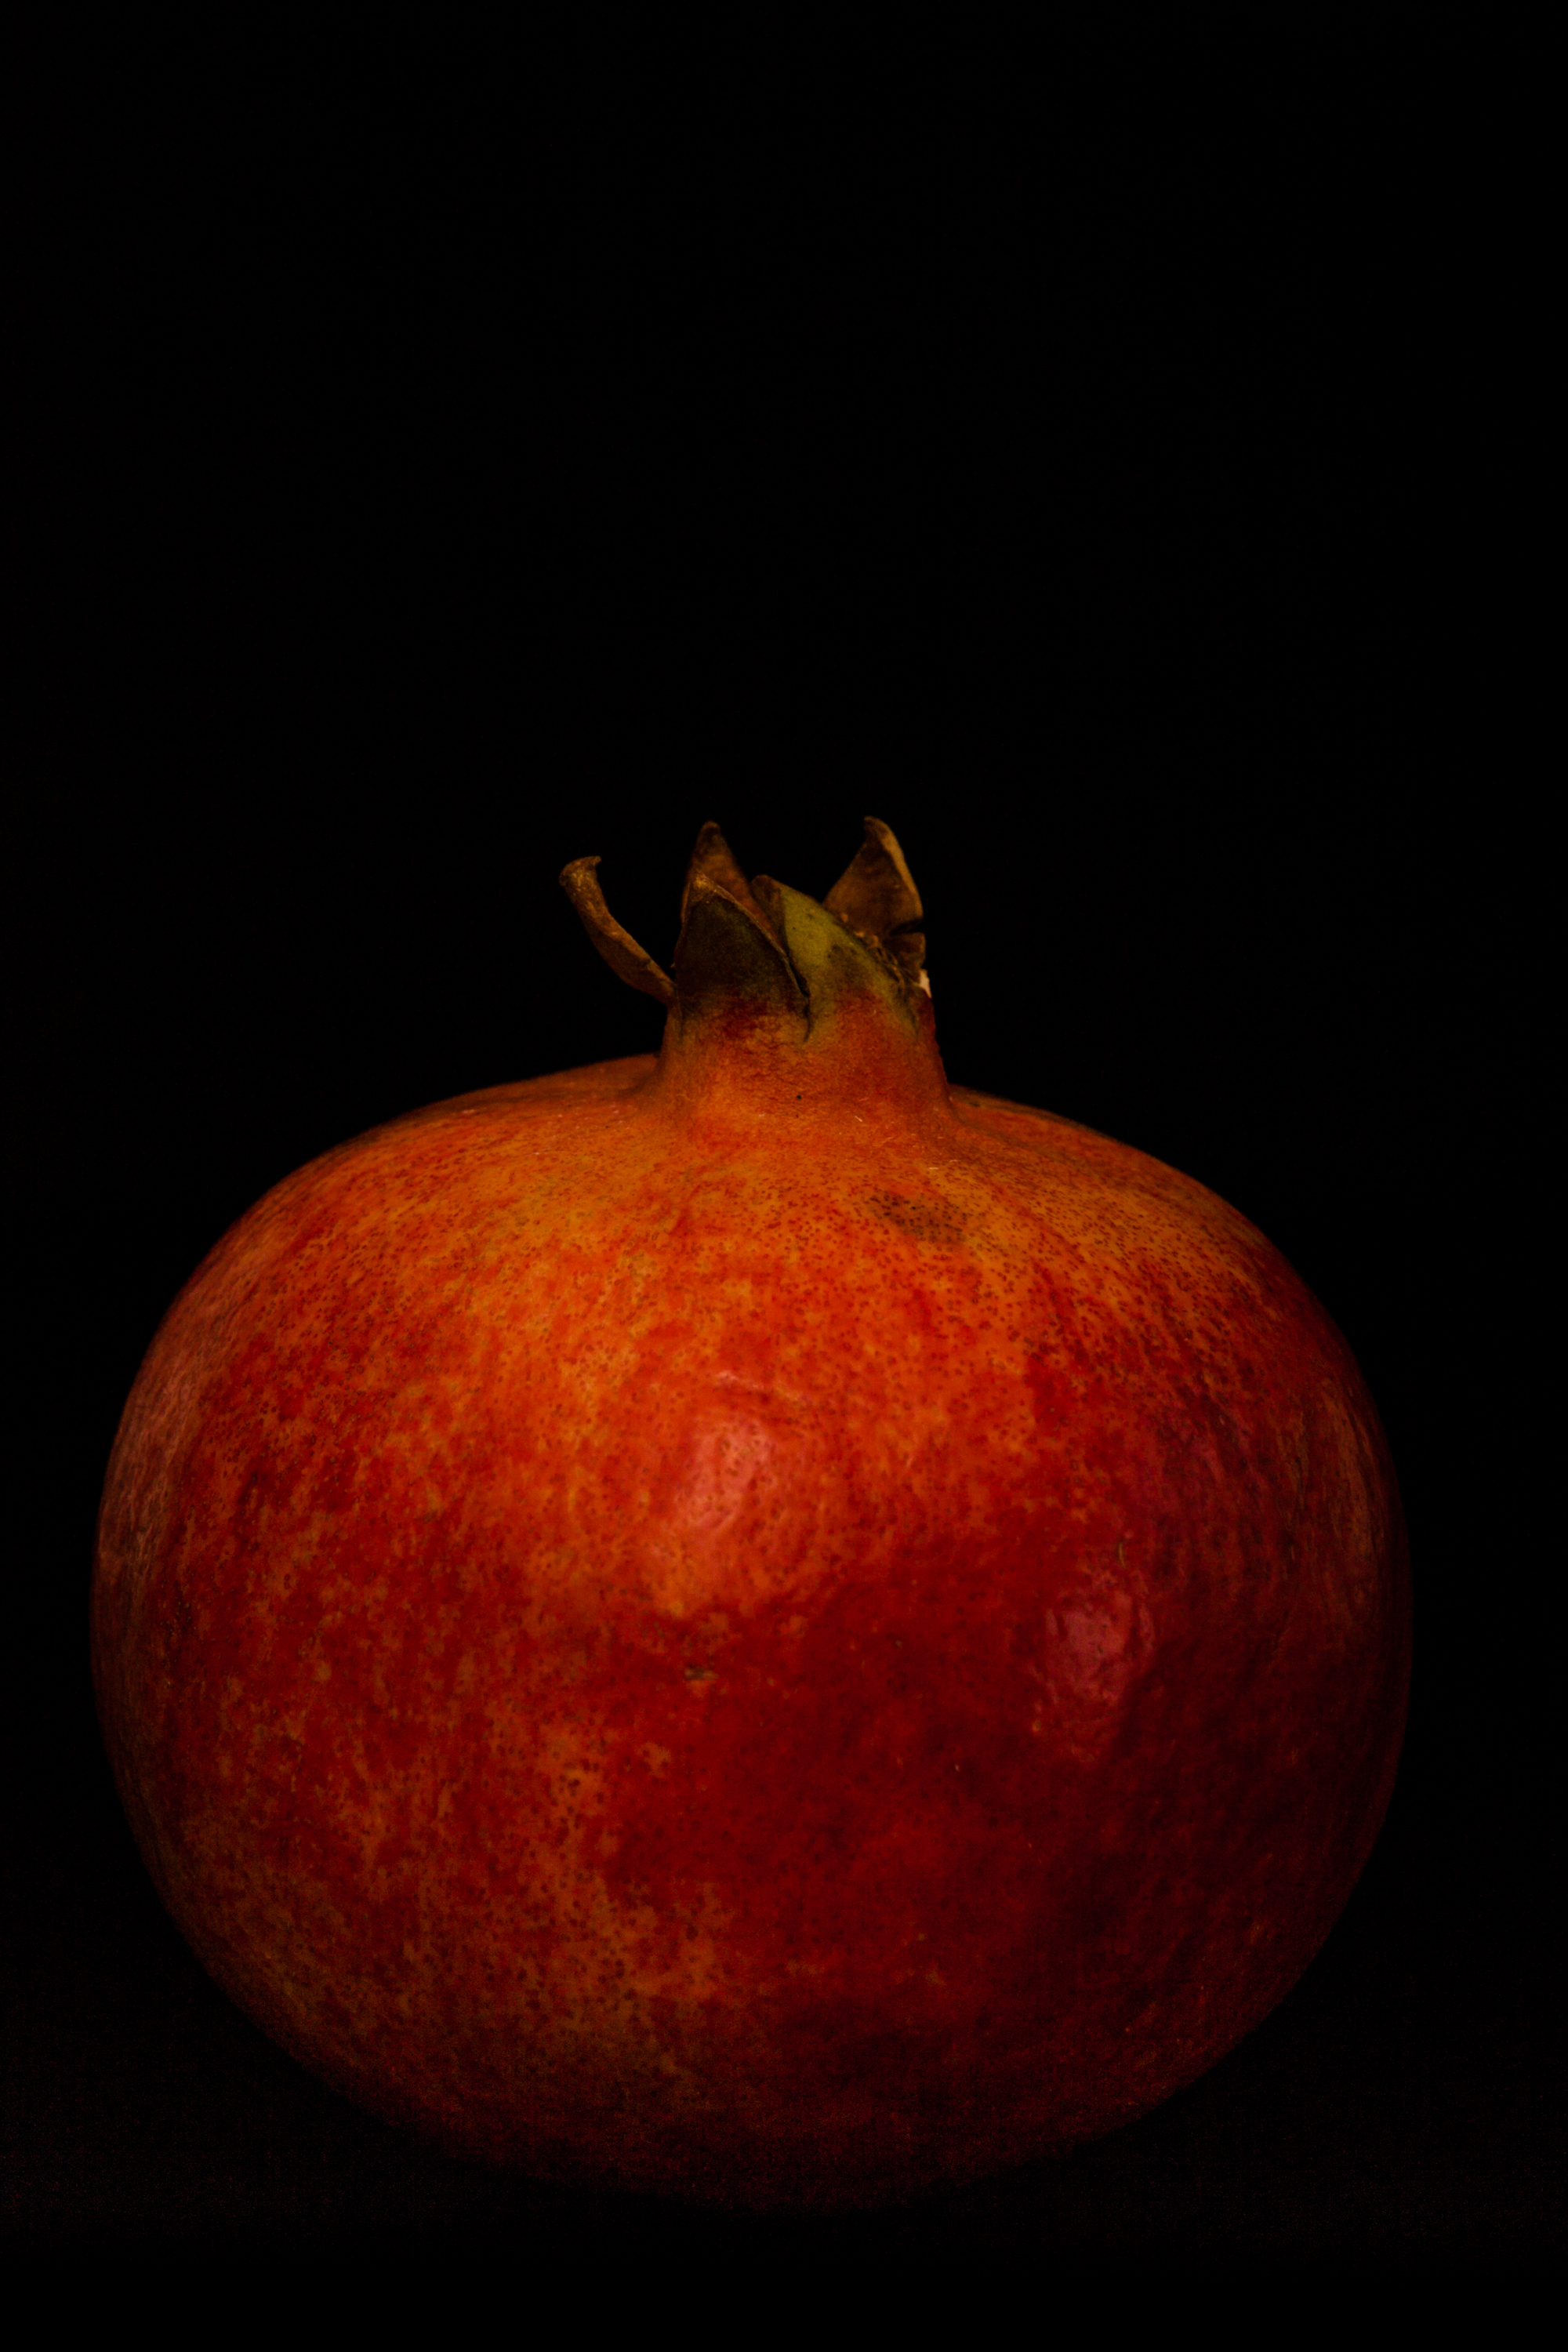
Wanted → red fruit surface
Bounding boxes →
[92,824,1409,2207]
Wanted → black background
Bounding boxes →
[5,38,1553,2269]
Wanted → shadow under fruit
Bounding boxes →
[92,819,1410,2209]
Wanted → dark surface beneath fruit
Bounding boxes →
[7,66,1554,2271]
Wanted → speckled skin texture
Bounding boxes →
[93,987,1409,2209]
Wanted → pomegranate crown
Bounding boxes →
[560,818,930,1029]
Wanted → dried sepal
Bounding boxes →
[673,872,805,1014]
[564,819,929,1021]
[681,821,779,942]
[823,817,923,945]
[559,857,676,1007]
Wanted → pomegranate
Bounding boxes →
[92,818,1410,2208]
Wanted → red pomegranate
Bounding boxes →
[92,818,1410,2208]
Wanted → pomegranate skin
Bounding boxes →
[92,852,1409,2211]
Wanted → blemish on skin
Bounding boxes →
[867,1191,964,1245]
[683,1665,715,1682]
